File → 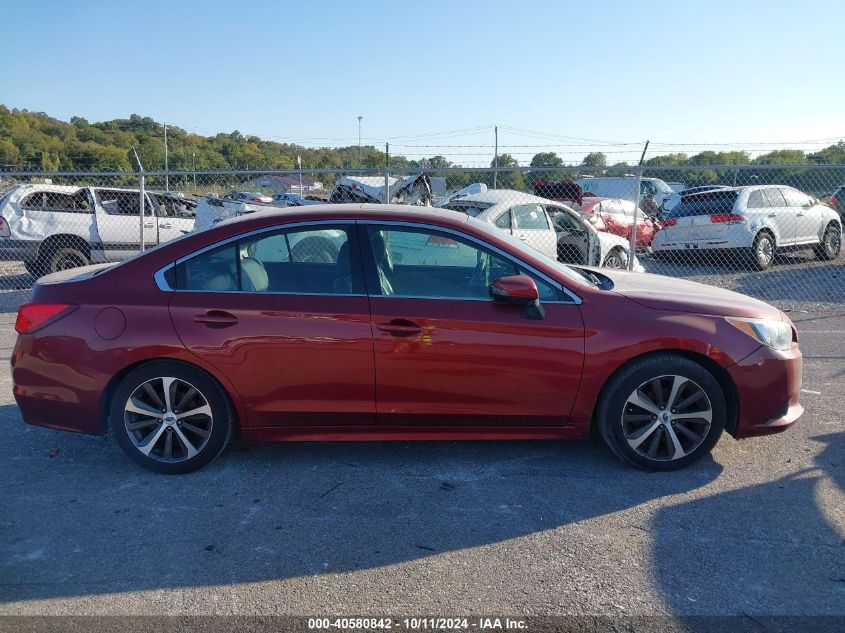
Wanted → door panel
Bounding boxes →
[361,223,584,427]
[169,293,375,427]
[168,222,375,427]
[370,298,584,426]
[92,188,157,259]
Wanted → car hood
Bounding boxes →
[594,268,783,319]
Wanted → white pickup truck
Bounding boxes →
[0,184,195,276]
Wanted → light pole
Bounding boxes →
[163,123,169,192]
[357,115,363,167]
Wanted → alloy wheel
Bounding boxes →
[621,374,712,461]
[604,250,626,269]
[123,376,213,463]
[824,228,841,258]
[755,236,774,267]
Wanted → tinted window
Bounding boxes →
[442,202,493,218]
[367,226,557,301]
[512,204,550,230]
[762,189,787,207]
[781,188,811,207]
[664,191,738,218]
[21,190,91,213]
[494,210,512,229]
[747,190,766,209]
[176,226,357,294]
[177,244,238,291]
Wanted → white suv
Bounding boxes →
[651,185,842,270]
[0,184,195,276]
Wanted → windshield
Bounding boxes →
[465,216,594,286]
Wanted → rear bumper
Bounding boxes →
[728,343,803,438]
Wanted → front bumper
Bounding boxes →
[728,342,803,438]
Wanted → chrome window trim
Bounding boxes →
[359,219,582,305]
[153,218,583,305]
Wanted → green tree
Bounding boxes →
[582,152,607,167]
[492,153,525,190]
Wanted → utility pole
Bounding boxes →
[384,142,390,203]
[493,125,498,189]
[192,150,196,189]
[298,155,303,197]
[357,116,363,168]
[130,147,145,254]
[628,140,650,271]
[163,124,169,192]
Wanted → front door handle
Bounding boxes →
[143,222,154,228]
[377,319,422,336]
[193,310,239,327]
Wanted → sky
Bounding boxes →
[1,0,844,165]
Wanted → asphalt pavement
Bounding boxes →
[0,286,843,619]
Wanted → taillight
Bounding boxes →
[710,214,745,224]
[15,303,76,334]
[662,219,678,227]
[832,195,838,206]
[0,216,9,238]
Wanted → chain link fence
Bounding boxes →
[0,164,843,313]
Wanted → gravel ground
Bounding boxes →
[0,264,843,619]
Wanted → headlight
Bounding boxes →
[725,316,793,351]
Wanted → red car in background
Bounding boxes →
[532,179,659,249]
[577,197,660,250]
[12,205,802,474]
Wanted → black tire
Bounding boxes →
[23,259,47,278]
[46,246,89,273]
[596,353,726,471]
[111,360,235,474]
[814,222,841,261]
[748,231,775,271]
[602,247,627,269]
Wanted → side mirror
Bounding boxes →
[489,275,545,320]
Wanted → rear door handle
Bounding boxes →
[377,319,422,336]
[143,222,154,228]
[193,310,239,327]
[159,223,172,229]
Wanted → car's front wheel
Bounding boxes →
[597,354,726,470]
[602,247,628,269]
[814,222,841,261]
[111,361,234,474]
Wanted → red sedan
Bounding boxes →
[12,205,803,474]
[577,197,659,249]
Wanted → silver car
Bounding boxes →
[437,188,643,271]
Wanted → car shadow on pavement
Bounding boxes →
[650,431,845,618]
[0,403,723,605]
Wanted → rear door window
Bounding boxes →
[97,189,153,215]
[762,189,787,208]
[747,190,766,209]
[494,210,512,229]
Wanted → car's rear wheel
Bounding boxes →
[814,222,841,261]
[111,361,234,474]
[47,247,90,273]
[749,231,775,271]
[602,247,627,269]
[597,354,726,470]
